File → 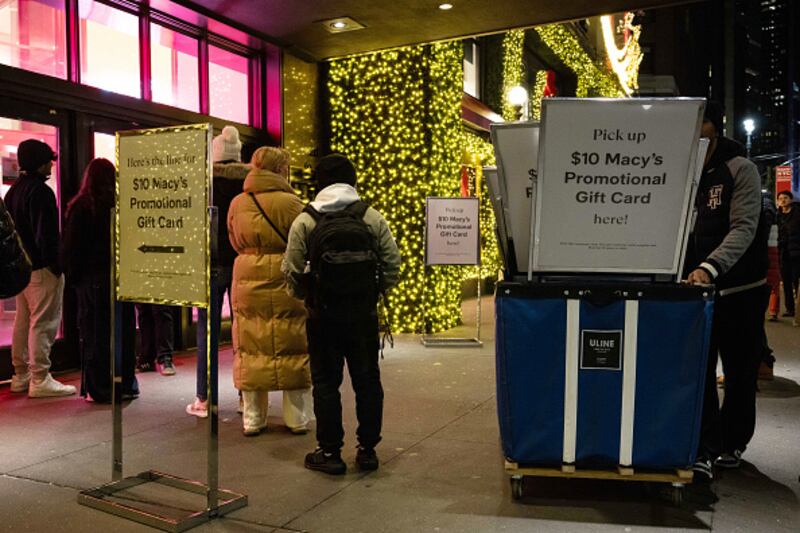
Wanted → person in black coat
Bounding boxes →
[0,197,31,299]
[62,158,138,403]
[5,139,75,397]
[776,190,800,319]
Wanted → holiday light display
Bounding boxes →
[530,70,549,120]
[328,42,464,333]
[535,25,624,97]
[501,30,526,120]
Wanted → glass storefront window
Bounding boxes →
[209,45,250,124]
[151,24,199,112]
[93,131,115,162]
[79,2,140,98]
[1,117,62,348]
[0,0,67,79]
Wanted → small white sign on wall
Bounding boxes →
[425,197,480,266]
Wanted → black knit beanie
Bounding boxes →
[314,153,357,190]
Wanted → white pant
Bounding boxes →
[11,268,64,380]
[242,388,312,431]
[12,268,64,379]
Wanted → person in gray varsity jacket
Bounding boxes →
[684,101,768,481]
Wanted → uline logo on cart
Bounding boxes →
[589,339,616,348]
[580,330,623,371]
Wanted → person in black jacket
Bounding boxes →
[776,190,800,320]
[186,125,248,418]
[62,158,139,403]
[685,102,768,480]
[0,197,32,299]
[5,139,75,398]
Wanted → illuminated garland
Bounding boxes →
[530,70,549,120]
[328,43,464,333]
[501,30,525,120]
[462,131,500,279]
[535,25,624,97]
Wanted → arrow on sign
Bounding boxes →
[137,244,185,254]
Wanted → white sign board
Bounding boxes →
[490,122,539,273]
[425,197,480,266]
[116,124,212,306]
[532,98,704,274]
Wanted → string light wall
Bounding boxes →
[328,42,464,333]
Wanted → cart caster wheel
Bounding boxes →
[510,476,524,500]
[670,483,684,506]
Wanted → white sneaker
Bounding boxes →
[10,373,31,393]
[28,374,77,398]
[186,397,208,418]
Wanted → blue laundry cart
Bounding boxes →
[495,281,713,503]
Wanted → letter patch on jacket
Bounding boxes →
[707,185,724,210]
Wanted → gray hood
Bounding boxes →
[309,183,360,212]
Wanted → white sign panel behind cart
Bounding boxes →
[490,122,540,274]
[116,124,211,306]
[533,98,705,275]
[425,197,480,265]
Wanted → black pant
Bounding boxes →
[135,303,175,365]
[196,266,233,400]
[699,286,764,458]
[307,315,383,453]
[779,251,800,313]
[76,282,138,402]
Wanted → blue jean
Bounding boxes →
[196,266,233,401]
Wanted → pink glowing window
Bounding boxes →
[93,132,115,162]
[151,24,199,112]
[0,0,67,79]
[79,2,140,98]
[209,45,250,124]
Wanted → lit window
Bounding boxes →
[79,2,140,98]
[463,40,480,98]
[93,132,115,161]
[151,24,199,112]
[209,45,250,124]
[0,0,67,78]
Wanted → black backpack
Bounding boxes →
[305,201,382,320]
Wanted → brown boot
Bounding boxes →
[758,361,774,381]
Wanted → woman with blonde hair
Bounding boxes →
[228,146,312,435]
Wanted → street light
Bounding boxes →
[507,85,529,120]
[743,118,755,158]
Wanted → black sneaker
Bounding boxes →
[305,448,346,475]
[355,446,379,471]
[692,456,714,482]
[782,311,794,317]
[715,449,742,469]
[157,357,176,376]
[136,361,155,373]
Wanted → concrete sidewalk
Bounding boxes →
[0,298,798,532]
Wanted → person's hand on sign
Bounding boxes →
[686,268,712,286]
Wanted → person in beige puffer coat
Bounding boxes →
[228,146,312,436]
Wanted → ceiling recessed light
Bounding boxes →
[319,16,366,33]
[439,3,454,10]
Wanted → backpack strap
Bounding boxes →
[303,203,322,222]
[248,192,287,244]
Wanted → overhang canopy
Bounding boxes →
[181,0,698,60]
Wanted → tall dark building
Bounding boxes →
[637,0,800,185]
